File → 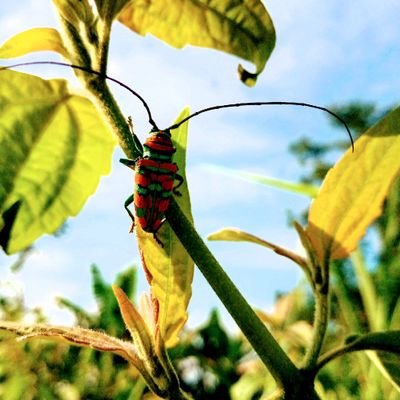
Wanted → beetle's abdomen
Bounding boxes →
[134,158,178,233]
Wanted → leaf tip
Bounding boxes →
[238,64,258,87]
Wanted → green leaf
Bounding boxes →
[0,69,115,253]
[0,28,68,59]
[206,164,319,197]
[118,0,276,86]
[306,106,400,263]
[135,108,194,347]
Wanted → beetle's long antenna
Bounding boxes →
[0,61,159,130]
[168,101,354,151]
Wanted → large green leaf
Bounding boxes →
[118,0,276,86]
[0,69,115,253]
[306,106,400,263]
[135,108,194,347]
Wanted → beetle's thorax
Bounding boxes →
[142,129,176,161]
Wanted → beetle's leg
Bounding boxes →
[153,232,164,247]
[120,158,137,168]
[173,174,184,196]
[124,194,135,233]
[127,116,144,155]
[152,218,167,248]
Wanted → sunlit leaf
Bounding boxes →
[118,0,276,85]
[135,108,194,347]
[0,28,68,59]
[206,165,319,197]
[0,69,115,253]
[306,106,400,263]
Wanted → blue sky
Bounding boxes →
[0,0,399,330]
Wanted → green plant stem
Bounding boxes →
[85,79,138,159]
[315,333,400,374]
[315,343,358,373]
[303,270,330,371]
[166,199,320,398]
[95,20,111,75]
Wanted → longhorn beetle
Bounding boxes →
[0,61,354,246]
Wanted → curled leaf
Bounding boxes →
[118,0,276,85]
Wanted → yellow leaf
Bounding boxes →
[112,285,154,358]
[208,227,307,270]
[306,106,400,263]
[0,28,68,59]
[118,0,275,85]
[135,108,194,348]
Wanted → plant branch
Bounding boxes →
[303,265,330,371]
[315,333,400,374]
[165,199,309,396]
